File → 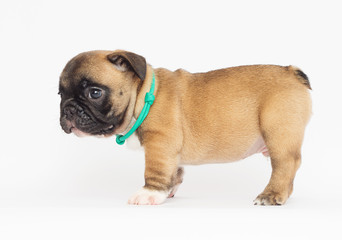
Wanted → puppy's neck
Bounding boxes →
[115,66,156,136]
[133,65,157,119]
[118,117,137,135]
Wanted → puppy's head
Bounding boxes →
[59,50,146,137]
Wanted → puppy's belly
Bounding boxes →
[180,135,268,165]
[241,136,269,158]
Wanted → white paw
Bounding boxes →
[253,198,263,205]
[128,188,168,205]
[253,192,286,206]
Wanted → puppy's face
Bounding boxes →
[59,50,146,137]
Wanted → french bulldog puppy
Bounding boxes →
[59,50,312,205]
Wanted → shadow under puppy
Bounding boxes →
[59,50,312,205]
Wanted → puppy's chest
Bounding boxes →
[125,133,144,151]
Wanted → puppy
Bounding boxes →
[59,50,312,205]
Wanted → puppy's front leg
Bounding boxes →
[128,133,180,205]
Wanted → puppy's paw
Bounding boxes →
[254,191,288,206]
[128,188,168,205]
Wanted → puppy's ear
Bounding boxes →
[107,51,146,81]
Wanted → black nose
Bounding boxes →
[63,106,77,120]
[63,104,90,122]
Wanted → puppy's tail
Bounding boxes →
[288,66,312,90]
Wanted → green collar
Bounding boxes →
[115,72,156,145]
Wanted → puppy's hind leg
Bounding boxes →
[254,91,311,206]
[254,145,302,205]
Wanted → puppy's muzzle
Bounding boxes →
[60,101,93,134]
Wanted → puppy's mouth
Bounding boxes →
[91,124,115,136]
[74,123,116,136]
[61,117,116,137]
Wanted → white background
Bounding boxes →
[0,0,341,239]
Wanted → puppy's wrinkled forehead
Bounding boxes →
[60,51,120,89]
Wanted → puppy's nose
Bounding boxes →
[63,106,77,120]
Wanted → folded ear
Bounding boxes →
[107,51,147,81]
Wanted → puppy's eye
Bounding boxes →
[89,88,102,99]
